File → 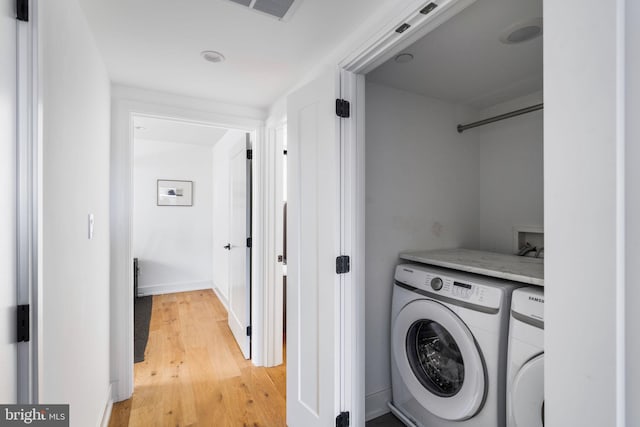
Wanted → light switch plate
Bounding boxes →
[88,214,95,240]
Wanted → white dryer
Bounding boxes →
[390,263,521,427]
[507,287,544,427]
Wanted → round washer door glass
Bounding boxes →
[406,320,465,397]
[392,299,486,421]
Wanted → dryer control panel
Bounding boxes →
[511,287,544,322]
[395,264,504,310]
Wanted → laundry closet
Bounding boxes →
[363,0,544,424]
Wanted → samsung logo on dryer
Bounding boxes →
[528,296,544,304]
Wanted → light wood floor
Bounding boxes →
[109,290,286,427]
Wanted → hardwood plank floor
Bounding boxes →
[109,290,286,427]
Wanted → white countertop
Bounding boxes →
[399,248,544,286]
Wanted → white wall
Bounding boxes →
[40,0,112,425]
[477,91,544,253]
[627,1,640,423]
[545,1,625,425]
[212,130,246,304]
[0,0,16,404]
[364,82,545,419]
[364,82,480,418]
[133,138,214,295]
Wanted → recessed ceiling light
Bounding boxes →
[201,50,226,63]
[500,18,543,44]
[394,53,414,64]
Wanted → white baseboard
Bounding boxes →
[137,280,213,296]
[100,384,114,427]
[365,387,392,421]
[212,286,229,310]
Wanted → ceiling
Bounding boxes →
[367,0,543,108]
[78,0,396,109]
[133,116,229,146]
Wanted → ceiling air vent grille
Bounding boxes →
[227,0,298,20]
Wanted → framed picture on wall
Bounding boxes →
[157,179,193,206]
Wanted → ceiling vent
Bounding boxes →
[226,0,300,21]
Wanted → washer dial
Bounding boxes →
[430,277,443,291]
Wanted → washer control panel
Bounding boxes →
[395,264,502,309]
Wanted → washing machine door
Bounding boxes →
[393,299,486,421]
[512,353,544,427]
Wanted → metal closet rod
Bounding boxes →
[457,103,544,133]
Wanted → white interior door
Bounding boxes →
[0,0,18,404]
[227,133,252,359]
[274,125,285,363]
[287,69,343,427]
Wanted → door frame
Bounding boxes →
[263,119,286,367]
[338,1,477,423]
[110,89,265,401]
[16,0,42,404]
[261,0,479,422]
[331,0,634,426]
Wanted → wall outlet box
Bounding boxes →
[513,225,543,256]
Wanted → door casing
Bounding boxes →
[110,90,264,401]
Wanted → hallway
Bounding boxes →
[109,290,286,427]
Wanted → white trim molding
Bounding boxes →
[365,388,392,421]
[212,286,229,310]
[262,120,286,367]
[99,384,113,427]
[137,281,214,297]
[340,0,476,74]
[16,0,42,404]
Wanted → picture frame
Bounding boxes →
[157,179,193,206]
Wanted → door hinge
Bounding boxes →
[246,326,252,337]
[247,237,252,248]
[247,149,253,160]
[336,411,350,427]
[336,255,350,274]
[395,23,411,33]
[420,2,438,15]
[335,99,350,118]
[16,0,28,21]
[17,304,29,342]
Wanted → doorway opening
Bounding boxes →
[110,113,287,426]
[358,0,544,424]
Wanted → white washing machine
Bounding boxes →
[390,263,521,427]
[507,287,544,427]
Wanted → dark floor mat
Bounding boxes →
[366,412,405,427]
[134,296,152,363]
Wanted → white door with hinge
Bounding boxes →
[227,133,252,359]
[287,69,345,427]
[0,0,18,404]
